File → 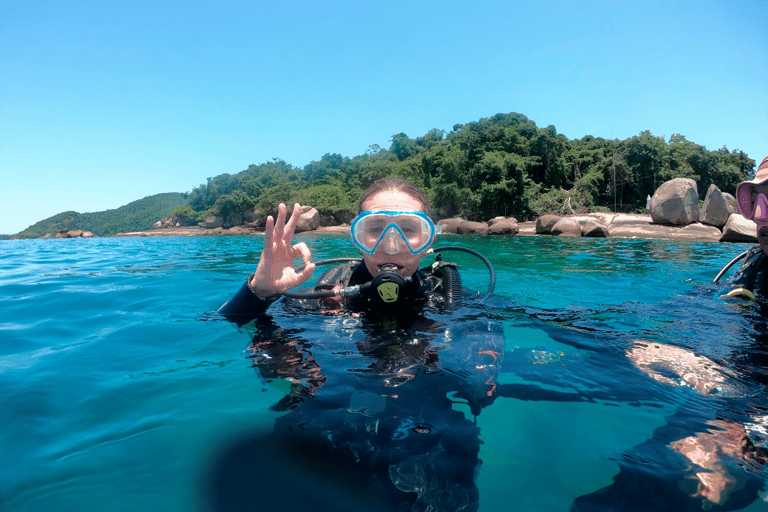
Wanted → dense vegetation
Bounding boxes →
[10,112,756,239]
[14,193,189,239]
[175,112,755,225]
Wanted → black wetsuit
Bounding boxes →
[726,245,768,302]
[567,248,768,512]
[211,261,503,512]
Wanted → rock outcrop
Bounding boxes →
[535,215,561,234]
[109,178,758,244]
[650,178,699,225]
[52,230,94,238]
[436,218,463,234]
[720,214,757,243]
[295,206,320,232]
[550,218,582,236]
[700,184,730,228]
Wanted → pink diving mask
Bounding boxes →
[739,191,768,223]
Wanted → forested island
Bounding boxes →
[11,112,756,239]
[172,112,755,227]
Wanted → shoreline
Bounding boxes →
[107,212,756,244]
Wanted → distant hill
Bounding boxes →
[14,192,190,239]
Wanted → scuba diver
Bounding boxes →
[570,157,768,511]
[218,177,483,327]
[718,155,768,302]
[212,178,503,511]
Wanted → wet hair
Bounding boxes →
[357,177,431,216]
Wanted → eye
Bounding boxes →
[364,219,388,238]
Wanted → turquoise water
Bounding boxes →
[2,234,767,511]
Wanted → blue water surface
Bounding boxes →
[1,234,767,511]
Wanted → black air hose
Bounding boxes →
[438,263,463,307]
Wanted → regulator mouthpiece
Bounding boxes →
[372,264,407,304]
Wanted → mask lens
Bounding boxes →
[753,193,768,222]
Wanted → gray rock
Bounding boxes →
[295,206,320,232]
[720,213,757,242]
[650,178,699,225]
[199,215,224,229]
[582,219,609,237]
[722,192,737,214]
[457,220,489,235]
[223,226,254,235]
[536,214,562,234]
[437,218,463,234]
[550,218,582,236]
[488,220,518,235]
[488,216,518,226]
[700,184,730,227]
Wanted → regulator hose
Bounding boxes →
[712,250,749,284]
[282,246,496,299]
[434,262,463,307]
[430,246,496,296]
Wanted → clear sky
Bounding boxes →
[1,0,766,234]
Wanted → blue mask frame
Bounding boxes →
[350,211,437,255]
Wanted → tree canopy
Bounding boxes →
[10,112,756,238]
[177,112,755,224]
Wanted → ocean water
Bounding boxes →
[2,234,767,511]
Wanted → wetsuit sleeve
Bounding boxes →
[217,274,280,326]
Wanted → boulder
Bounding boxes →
[295,206,320,232]
[437,218,464,234]
[66,230,83,238]
[42,233,53,239]
[82,231,94,238]
[488,220,518,235]
[155,215,182,229]
[550,218,582,236]
[650,178,699,225]
[457,220,489,235]
[488,216,518,226]
[582,219,609,237]
[720,213,757,243]
[223,226,254,235]
[536,214,562,234]
[722,192,737,214]
[672,223,723,241]
[199,215,224,229]
[699,184,730,227]
[243,208,261,224]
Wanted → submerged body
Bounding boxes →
[216,258,503,511]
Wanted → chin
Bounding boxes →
[364,258,419,278]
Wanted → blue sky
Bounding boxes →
[1,0,766,234]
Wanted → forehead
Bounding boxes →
[361,190,424,212]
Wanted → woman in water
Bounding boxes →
[219,177,459,326]
[213,177,503,512]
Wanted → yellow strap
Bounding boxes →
[725,287,756,301]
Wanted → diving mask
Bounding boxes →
[737,185,768,223]
[351,210,438,255]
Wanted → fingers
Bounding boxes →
[263,212,275,249]
[293,242,315,282]
[274,203,288,240]
[284,203,302,239]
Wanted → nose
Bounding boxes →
[380,227,402,255]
